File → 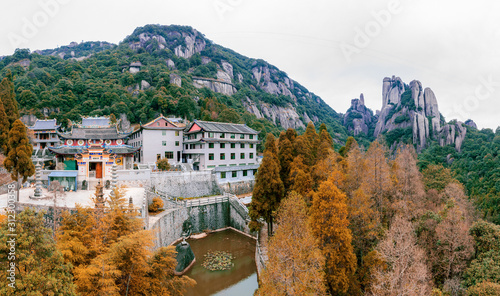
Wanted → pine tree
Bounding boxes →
[0,209,76,295]
[3,120,35,202]
[0,98,9,153]
[257,192,328,295]
[0,70,19,127]
[316,124,333,162]
[250,133,284,235]
[295,121,318,166]
[310,179,357,294]
[278,131,294,193]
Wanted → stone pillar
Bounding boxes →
[111,163,117,190]
[34,162,43,198]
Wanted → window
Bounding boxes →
[240,134,244,139]
[185,144,188,150]
[220,153,225,160]
[157,154,161,160]
[220,133,225,138]
[209,143,214,149]
[231,143,236,149]
[207,165,216,168]
[240,144,245,149]
[249,153,254,159]
[250,144,254,148]
[162,130,166,136]
[165,122,168,126]
[190,144,195,149]
[232,171,237,178]
[253,169,257,175]
[240,153,245,159]
[157,122,159,126]
[208,132,215,138]
[221,172,226,179]
[230,134,235,139]
[175,131,180,136]
[175,141,179,146]
[165,151,174,159]
[220,143,225,149]
[249,135,254,139]
[162,141,166,146]
[209,153,214,160]
[243,170,248,177]
[231,153,235,159]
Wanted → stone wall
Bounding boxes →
[150,171,220,198]
[149,196,254,250]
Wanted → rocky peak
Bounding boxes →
[374,76,466,152]
[343,93,375,136]
[465,119,477,129]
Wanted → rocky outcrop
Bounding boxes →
[252,65,296,99]
[437,121,467,152]
[242,97,306,130]
[343,93,375,136]
[174,31,206,59]
[140,80,150,90]
[192,77,236,96]
[465,119,477,129]
[221,61,233,79]
[166,59,175,70]
[170,74,182,87]
[374,76,466,152]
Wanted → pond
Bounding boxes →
[181,229,258,296]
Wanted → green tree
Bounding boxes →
[3,120,35,202]
[0,98,9,152]
[0,70,19,127]
[0,209,76,295]
[250,133,284,235]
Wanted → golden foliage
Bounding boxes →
[309,179,357,294]
[257,192,328,296]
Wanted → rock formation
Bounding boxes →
[374,76,466,152]
[192,77,236,96]
[242,97,307,130]
[343,93,375,136]
[170,74,182,87]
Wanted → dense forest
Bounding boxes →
[250,123,500,295]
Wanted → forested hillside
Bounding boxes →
[0,24,347,145]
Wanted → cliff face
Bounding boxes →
[374,76,466,151]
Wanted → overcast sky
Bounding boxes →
[2,0,499,129]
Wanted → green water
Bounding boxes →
[181,229,258,296]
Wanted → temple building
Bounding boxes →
[49,117,138,188]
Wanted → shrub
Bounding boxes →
[157,158,170,171]
[148,197,164,212]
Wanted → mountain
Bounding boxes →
[0,24,347,144]
[343,76,471,152]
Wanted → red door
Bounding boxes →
[96,162,103,179]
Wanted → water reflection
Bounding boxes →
[181,229,258,296]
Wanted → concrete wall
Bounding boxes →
[149,197,254,250]
[151,171,220,198]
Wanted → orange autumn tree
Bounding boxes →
[278,130,295,193]
[250,133,284,234]
[58,187,194,295]
[310,179,357,294]
[257,191,328,296]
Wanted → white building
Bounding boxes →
[183,120,260,171]
[128,115,185,165]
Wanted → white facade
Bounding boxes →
[129,116,184,165]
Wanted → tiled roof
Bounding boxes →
[30,119,59,130]
[187,121,259,134]
[81,117,110,127]
[59,127,129,139]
